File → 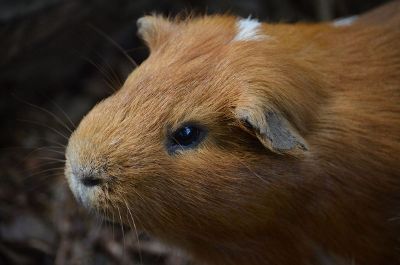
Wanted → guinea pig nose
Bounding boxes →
[80,176,103,187]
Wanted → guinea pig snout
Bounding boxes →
[66,160,109,208]
[69,163,109,188]
[66,141,109,188]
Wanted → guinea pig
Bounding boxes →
[65,1,400,265]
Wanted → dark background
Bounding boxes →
[0,0,391,264]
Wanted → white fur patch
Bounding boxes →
[68,172,98,209]
[332,15,358,27]
[233,17,267,41]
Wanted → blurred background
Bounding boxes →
[0,0,391,264]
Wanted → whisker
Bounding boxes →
[43,149,66,155]
[24,167,65,178]
[13,95,73,133]
[31,160,65,168]
[115,204,126,263]
[229,152,268,184]
[102,186,112,223]
[48,98,76,130]
[111,198,116,242]
[26,171,62,181]
[124,199,143,265]
[26,173,63,191]
[0,145,64,152]
[18,119,70,140]
[35,137,67,148]
[93,209,104,241]
[88,24,138,68]
[91,50,123,89]
[83,59,114,90]
[19,146,63,164]
[37,145,65,150]
[37,157,66,163]
[102,57,123,88]
[130,188,147,205]
[80,55,118,92]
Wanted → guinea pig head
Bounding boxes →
[65,15,311,242]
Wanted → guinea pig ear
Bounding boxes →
[235,107,308,155]
[136,15,175,51]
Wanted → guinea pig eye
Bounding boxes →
[168,124,206,153]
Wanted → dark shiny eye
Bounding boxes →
[168,124,206,153]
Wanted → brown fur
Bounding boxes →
[65,1,400,264]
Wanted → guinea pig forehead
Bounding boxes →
[168,109,209,129]
[167,94,234,131]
